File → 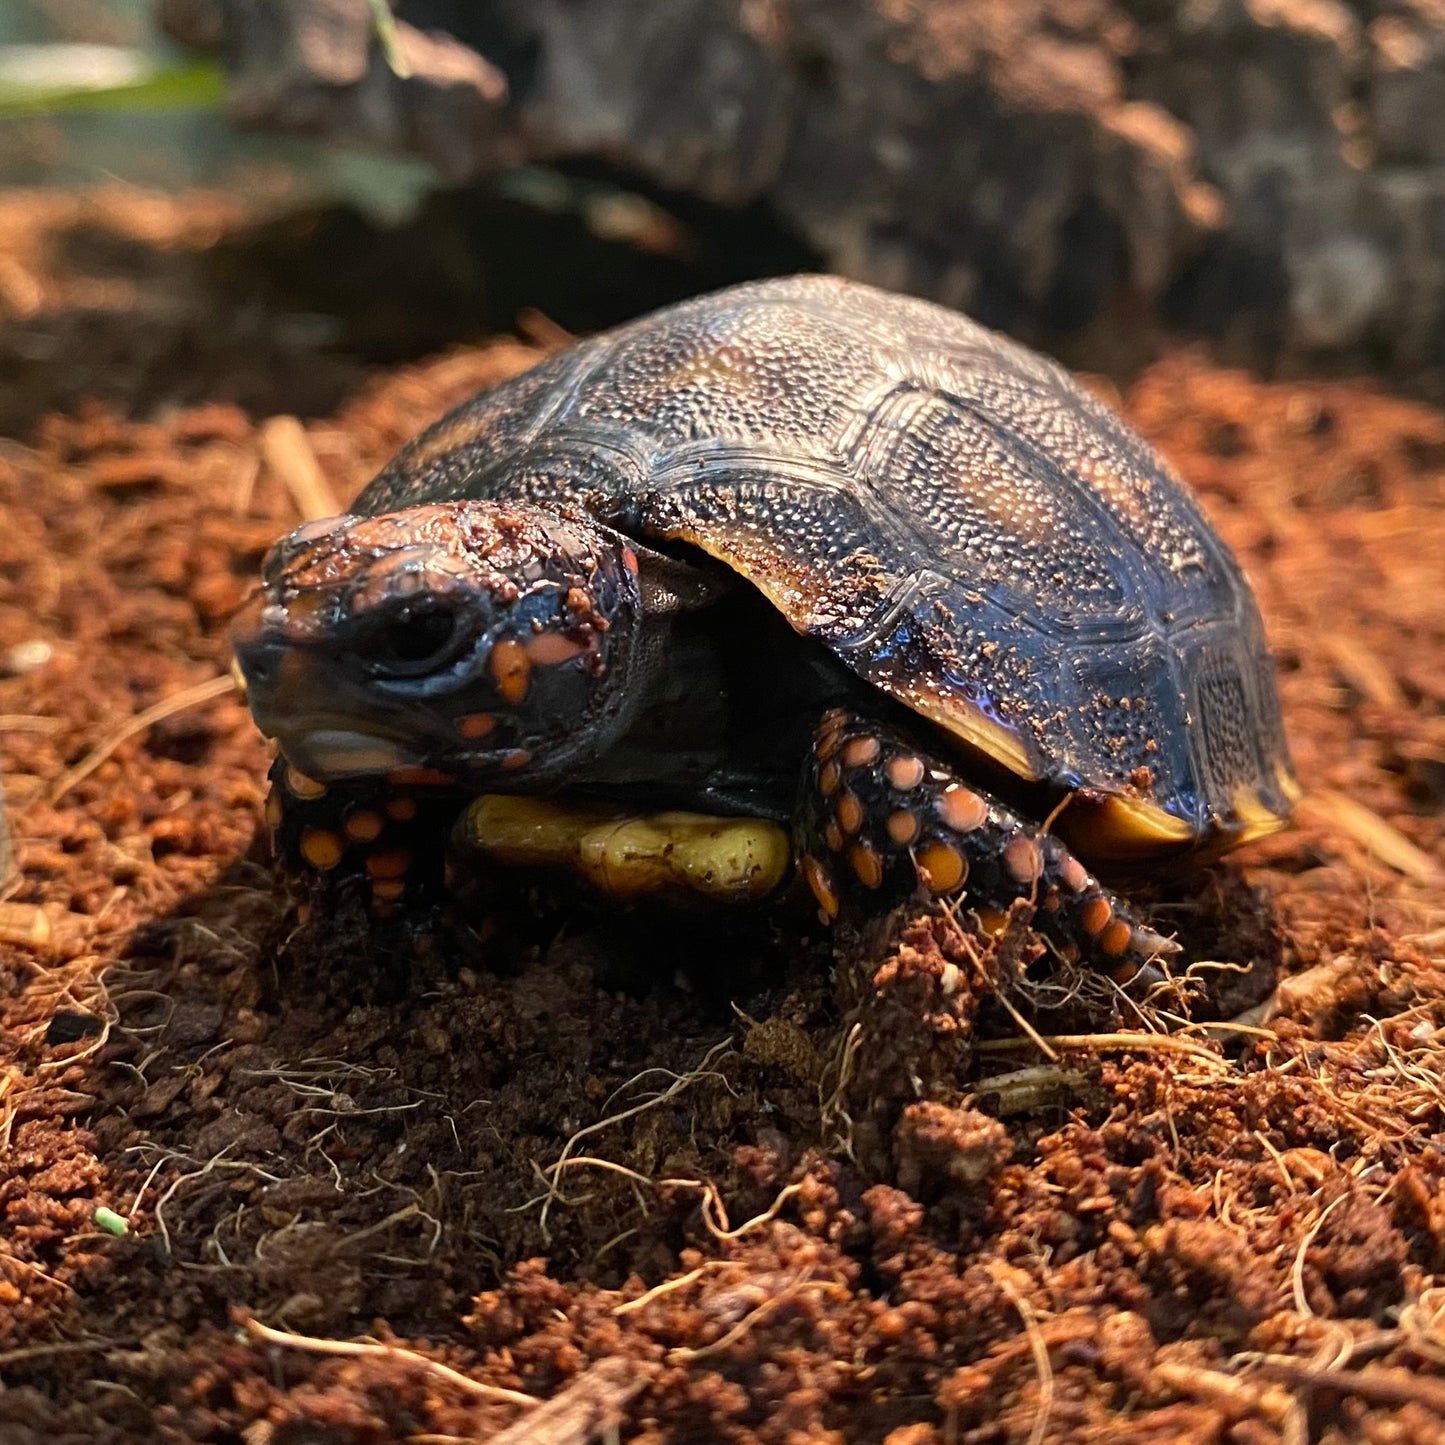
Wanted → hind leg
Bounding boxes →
[794,709,1179,983]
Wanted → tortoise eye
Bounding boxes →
[361,604,464,674]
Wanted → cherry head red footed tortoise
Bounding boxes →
[230,275,1297,982]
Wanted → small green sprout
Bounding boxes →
[94,1206,129,1237]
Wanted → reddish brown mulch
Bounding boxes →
[2,189,1445,1444]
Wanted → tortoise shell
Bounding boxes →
[356,275,1296,860]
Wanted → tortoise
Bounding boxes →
[230,274,1297,979]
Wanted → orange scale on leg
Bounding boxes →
[1003,836,1043,885]
[1080,896,1113,936]
[299,827,344,870]
[365,849,412,880]
[388,766,455,788]
[285,765,327,800]
[343,810,384,843]
[800,855,840,922]
[885,755,925,790]
[841,736,880,768]
[1099,919,1134,957]
[937,785,987,833]
[916,841,967,893]
[849,841,884,889]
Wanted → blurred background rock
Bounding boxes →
[3,0,1444,385]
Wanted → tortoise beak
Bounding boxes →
[231,599,419,778]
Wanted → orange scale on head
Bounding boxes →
[488,637,532,703]
[458,712,497,740]
[275,589,333,642]
[818,761,841,797]
[385,796,418,822]
[886,809,919,846]
[526,631,591,665]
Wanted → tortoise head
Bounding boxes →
[230,501,643,787]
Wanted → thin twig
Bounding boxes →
[974,1031,1229,1069]
[48,675,237,803]
[991,1269,1055,1445]
[0,1338,129,1368]
[259,415,340,522]
[242,1317,538,1409]
[484,1356,658,1445]
[1254,1355,1445,1414]
[667,1272,831,1362]
[613,1266,712,1316]
[1291,1194,1346,1318]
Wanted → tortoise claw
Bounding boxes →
[1130,924,1182,958]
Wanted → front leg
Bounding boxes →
[263,756,458,920]
[795,709,1180,984]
